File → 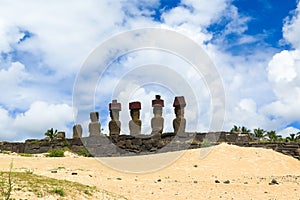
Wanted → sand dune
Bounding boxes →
[0,143,299,199]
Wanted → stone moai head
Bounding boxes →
[173,96,186,118]
[73,124,83,138]
[90,112,99,122]
[129,101,141,121]
[152,95,164,117]
[109,99,121,120]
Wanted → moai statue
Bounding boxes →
[88,112,101,136]
[151,95,164,135]
[73,124,82,138]
[109,100,121,137]
[57,131,66,139]
[129,101,142,135]
[173,96,186,135]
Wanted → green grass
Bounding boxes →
[201,139,212,148]
[0,171,128,199]
[77,147,91,157]
[46,149,65,157]
[19,153,34,157]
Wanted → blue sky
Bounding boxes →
[1,0,300,141]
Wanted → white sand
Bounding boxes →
[1,143,299,199]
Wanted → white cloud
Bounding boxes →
[0,101,73,141]
[278,126,300,138]
[267,50,297,82]
[283,2,300,48]
[264,1,300,127]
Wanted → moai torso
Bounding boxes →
[109,100,122,136]
[89,112,101,136]
[151,95,164,135]
[173,107,186,134]
[173,96,186,134]
[73,124,83,138]
[129,101,142,135]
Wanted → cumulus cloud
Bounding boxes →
[0,101,73,141]
[264,1,300,129]
[283,2,300,48]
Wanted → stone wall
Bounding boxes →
[0,132,299,160]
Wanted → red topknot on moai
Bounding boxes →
[129,101,142,135]
[173,96,186,135]
[109,99,121,137]
[151,95,164,135]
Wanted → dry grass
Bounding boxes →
[0,171,127,200]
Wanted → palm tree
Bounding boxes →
[296,132,300,140]
[230,125,241,133]
[254,128,266,141]
[45,128,58,141]
[241,126,251,134]
[286,133,296,142]
[266,130,278,142]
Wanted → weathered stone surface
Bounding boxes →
[173,96,186,135]
[151,95,164,135]
[89,122,101,136]
[73,124,83,138]
[129,101,142,135]
[88,112,101,137]
[90,112,99,122]
[57,132,66,139]
[1,132,299,159]
[109,100,121,136]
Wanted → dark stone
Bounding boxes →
[223,180,230,184]
[215,180,220,183]
[269,179,279,185]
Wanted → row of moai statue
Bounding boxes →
[72,95,186,138]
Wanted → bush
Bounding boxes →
[47,149,65,157]
[201,139,212,148]
[53,188,64,196]
[77,147,91,157]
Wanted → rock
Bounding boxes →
[71,172,78,175]
[51,170,57,173]
[269,179,278,185]
[215,180,220,183]
[223,180,230,184]
[116,177,122,180]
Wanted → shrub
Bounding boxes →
[53,188,64,196]
[47,149,65,157]
[77,147,91,157]
[201,139,212,148]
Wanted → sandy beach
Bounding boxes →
[0,143,299,199]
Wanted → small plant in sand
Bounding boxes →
[201,139,212,148]
[77,147,91,157]
[0,161,13,200]
[53,188,65,196]
[46,149,65,157]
